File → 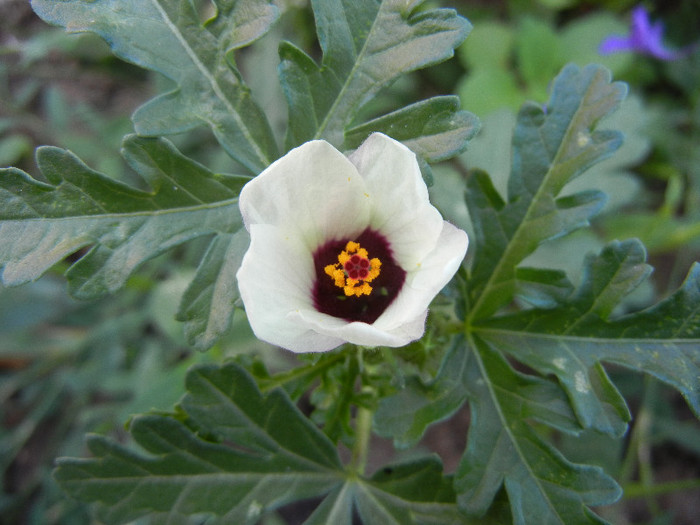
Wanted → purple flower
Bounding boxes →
[599,6,680,61]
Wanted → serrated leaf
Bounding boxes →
[55,362,467,524]
[177,229,249,351]
[279,0,471,149]
[514,267,574,308]
[455,340,621,525]
[31,0,279,174]
[54,362,344,524]
[375,335,582,448]
[354,458,466,524]
[477,239,700,435]
[181,364,343,467]
[466,64,626,321]
[375,331,618,523]
[305,458,470,525]
[204,0,279,50]
[345,96,480,163]
[374,337,470,448]
[0,135,247,300]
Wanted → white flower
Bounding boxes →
[236,133,468,353]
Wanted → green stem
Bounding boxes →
[259,351,345,393]
[351,404,373,476]
[349,346,374,476]
[622,478,700,499]
[618,376,655,484]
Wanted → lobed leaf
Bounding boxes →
[31,0,279,174]
[353,458,466,524]
[205,0,280,50]
[176,229,249,351]
[376,334,618,524]
[466,64,626,320]
[0,136,246,307]
[55,362,468,524]
[55,362,344,524]
[180,363,343,468]
[345,96,480,163]
[375,336,581,449]
[374,337,470,448]
[306,458,470,525]
[477,239,700,435]
[455,341,621,525]
[279,0,472,152]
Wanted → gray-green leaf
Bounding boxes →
[55,362,468,524]
[31,0,279,174]
[0,136,246,300]
[478,239,700,436]
[55,363,344,524]
[279,0,471,149]
[176,230,249,351]
[466,64,626,320]
[455,340,621,525]
[345,96,480,163]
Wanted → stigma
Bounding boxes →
[324,241,381,296]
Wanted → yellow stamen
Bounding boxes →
[324,241,381,297]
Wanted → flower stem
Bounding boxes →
[259,351,345,393]
[348,346,373,475]
[351,403,373,476]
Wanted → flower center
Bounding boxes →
[312,229,406,324]
[324,241,381,297]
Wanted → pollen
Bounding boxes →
[324,241,381,296]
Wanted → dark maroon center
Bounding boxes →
[312,228,406,323]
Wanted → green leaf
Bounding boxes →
[0,135,247,301]
[457,20,513,71]
[457,68,524,117]
[477,239,700,435]
[204,0,279,50]
[353,458,465,524]
[279,0,471,149]
[455,340,621,525]
[54,362,344,524]
[374,337,470,448]
[345,96,480,163]
[176,229,248,351]
[514,267,574,309]
[305,458,469,525]
[181,364,343,467]
[466,64,626,321]
[377,335,621,524]
[375,335,582,448]
[30,0,279,174]
[55,362,467,524]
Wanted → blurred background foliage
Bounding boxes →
[1,0,699,523]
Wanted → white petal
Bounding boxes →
[237,134,469,354]
[236,225,343,352]
[290,309,428,349]
[374,221,468,331]
[348,133,444,268]
[239,140,371,250]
